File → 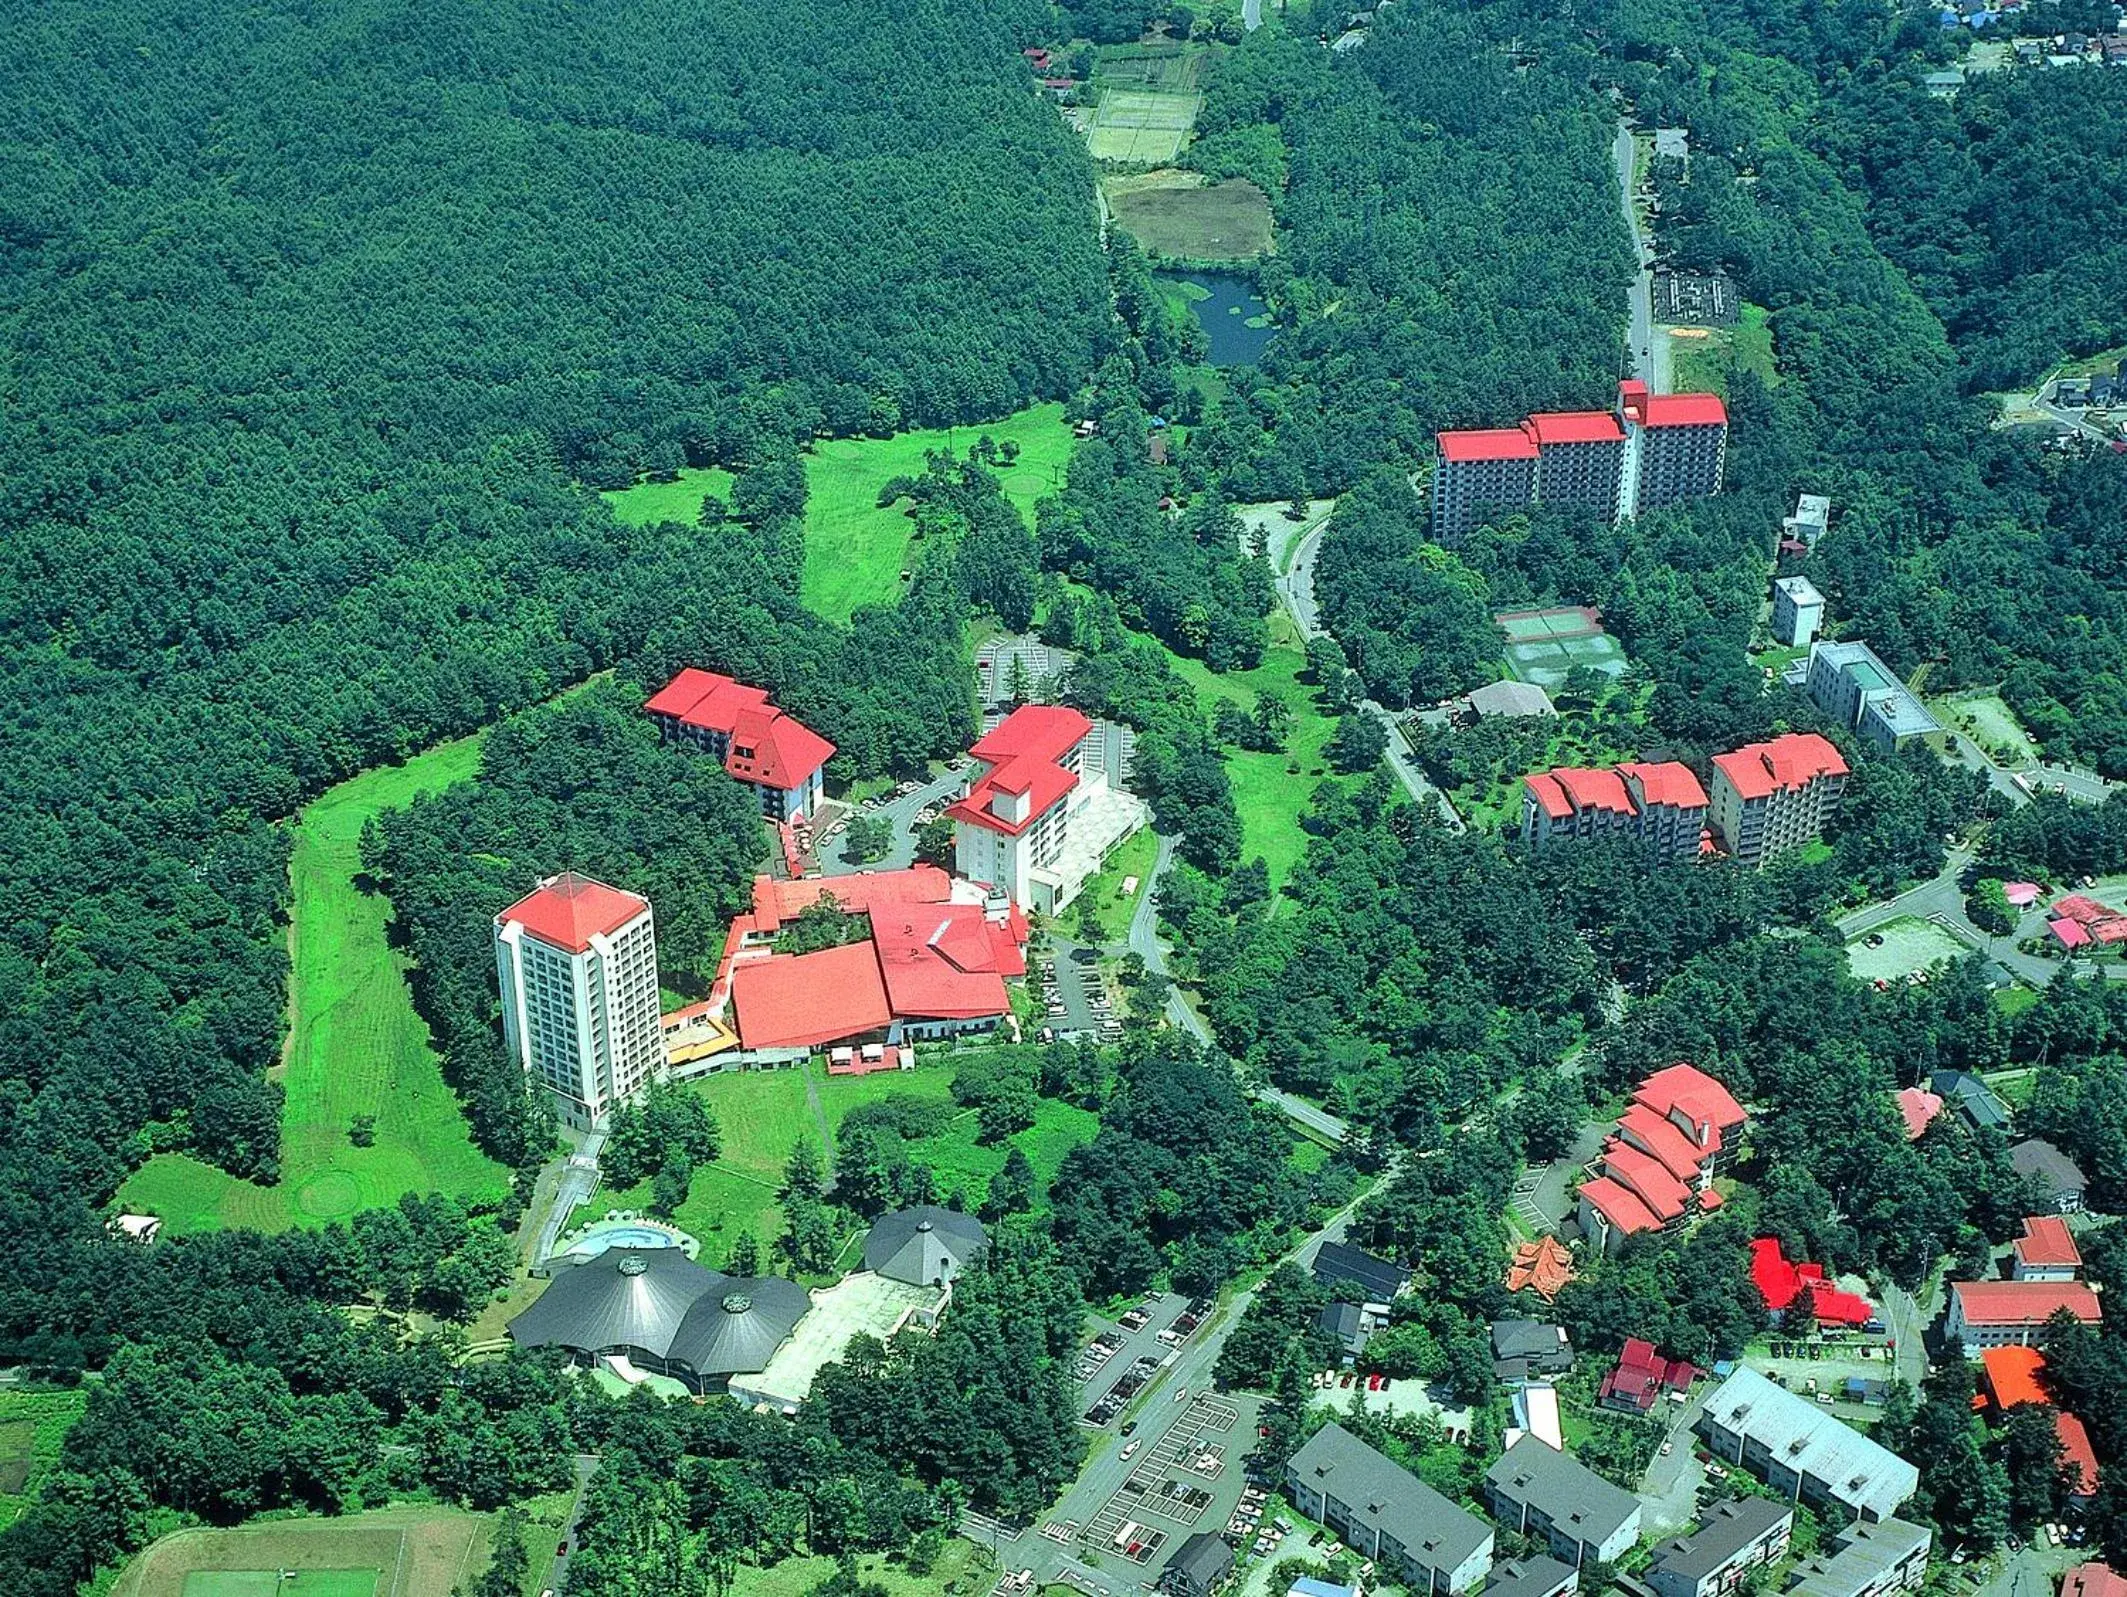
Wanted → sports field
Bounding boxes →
[0,1389,85,1527]
[1496,609,1627,689]
[1104,172,1273,261]
[602,466,738,528]
[800,403,1073,622]
[119,736,507,1234]
[111,1507,491,1597]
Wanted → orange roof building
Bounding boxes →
[1521,759,1708,863]
[1980,1345,2051,1411]
[645,668,836,822]
[1506,1236,1578,1300]
[1708,733,1849,867]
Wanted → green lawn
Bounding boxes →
[1069,825,1161,943]
[1671,302,1777,397]
[600,466,737,528]
[800,403,1074,622]
[730,1540,977,1597]
[0,1389,86,1529]
[1163,616,1339,888]
[121,736,507,1234]
[1995,987,2040,1020]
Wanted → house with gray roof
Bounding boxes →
[1787,1518,1931,1597]
[1158,1531,1234,1597]
[1484,1436,1644,1567]
[1695,1368,1919,1524]
[2008,1139,2087,1213]
[862,1206,989,1286]
[1492,1320,1575,1381]
[1483,1557,1578,1597]
[1931,1070,2011,1133]
[1646,1499,1793,1597]
[1287,1422,1494,1595]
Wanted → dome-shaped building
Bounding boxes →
[861,1205,989,1288]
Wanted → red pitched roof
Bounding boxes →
[1524,772,1573,821]
[725,704,835,791]
[1952,1280,2102,1329]
[1713,733,1848,801]
[1555,766,1637,817]
[644,667,734,719]
[870,905,1018,1021]
[684,678,774,734]
[2051,918,2094,949]
[969,705,1092,762]
[1618,1104,1710,1182]
[1982,1345,2052,1410]
[950,705,1090,837]
[1581,1175,1663,1238]
[1506,1235,1578,1299]
[2058,1412,2101,1496]
[1896,1086,1944,1140]
[1602,1140,1694,1221]
[1641,393,1730,428]
[2015,1215,2083,1272]
[748,867,953,935]
[498,872,648,954]
[730,941,893,1051]
[1635,1063,1747,1139]
[1438,427,1541,463]
[1524,411,1625,446]
[2062,1565,2127,1597]
[1601,1336,1696,1411]
[1750,1237,1875,1326]
[1619,760,1709,810]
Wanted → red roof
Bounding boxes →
[1750,1237,1875,1326]
[1524,411,1625,446]
[1602,1140,1694,1221]
[950,705,1091,837]
[1641,393,1730,428]
[1896,1086,1944,1140]
[1952,1280,2103,1329]
[1619,761,1709,810]
[1601,1336,1696,1411]
[2057,1413,2101,1496]
[730,942,892,1051]
[1982,1345,2052,1410]
[1524,772,1573,821]
[1555,766,1636,817]
[725,703,835,791]
[1713,733,1848,801]
[2095,918,2127,944]
[2051,917,2094,949]
[2015,1215,2083,1272]
[748,866,953,935]
[1618,1104,1710,1182]
[644,667,734,719]
[2052,894,2116,925]
[1438,427,1541,463]
[870,905,1019,1020]
[2063,1565,2127,1597]
[969,704,1092,763]
[1636,1063,1747,1141]
[497,872,648,954]
[1506,1235,1578,1300]
[1581,1175,1663,1238]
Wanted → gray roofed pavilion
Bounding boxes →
[862,1205,989,1287]
[670,1277,813,1375]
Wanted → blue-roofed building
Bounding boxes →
[1289,1581,1360,1597]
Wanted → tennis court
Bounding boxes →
[1497,607,1627,687]
[1087,90,1202,164]
[1495,606,1605,642]
[112,1508,489,1597]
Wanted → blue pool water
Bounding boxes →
[577,1225,678,1256]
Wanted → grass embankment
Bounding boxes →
[120,737,507,1234]
[108,1505,494,1597]
[800,404,1074,622]
[730,1540,978,1597]
[573,1056,1097,1269]
[0,1389,85,1529]
[1670,302,1777,397]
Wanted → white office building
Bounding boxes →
[1772,577,1826,648]
[495,872,663,1130]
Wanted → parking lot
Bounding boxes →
[1080,1391,1252,1568]
[1077,1291,1202,1424]
[1037,940,1123,1044]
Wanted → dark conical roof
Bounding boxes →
[861,1205,989,1287]
[668,1275,812,1375]
[507,1249,727,1360]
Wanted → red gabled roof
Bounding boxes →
[1602,1336,1696,1410]
[1602,1141,1693,1221]
[2015,1215,2083,1272]
[683,678,774,734]
[2063,1566,2127,1597]
[870,905,1016,1021]
[1713,733,1848,801]
[1952,1280,2102,1329]
[644,667,734,719]
[2057,1413,2101,1496]
[1524,411,1625,447]
[1896,1086,1944,1141]
[1554,766,1637,817]
[498,872,648,954]
[1982,1345,2052,1410]
[1618,1104,1711,1182]
[730,941,892,1051]
[1641,393,1729,428]
[748,867,953,935]
[1750,1237,1875,1326]
[1438,427,1541,463]
[1581,1175,1663,1237]
[2052,894,2117,925]
[1524,772,1573,821]
[2051,918,2094,949]
[725,704,835,791]
[1619,760,1709,810]
[951,705,1090,837]
[1635,1063,1747,1137]
[969,705,1092,763]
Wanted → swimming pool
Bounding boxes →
[554,1216,700,1264]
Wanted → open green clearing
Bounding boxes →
[1164,615,1340,889]
[1070,825,1162,943]
[601,466,738,529]
[1941,691,2034,761]
[800,403,1074,622]
[575,1056,1097,1268]
[1669,302,1777,397]
[1846,916,1972,983]
[730,1539,977,1597]
[120,735,506,1235]
[0,1390,86,1527]
[1104,171,1273,261]
[110,1506,492,1597]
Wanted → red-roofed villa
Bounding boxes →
[1749,1238,1876,1327]
[1580,1063,1746,1253]
[646,668,836,822]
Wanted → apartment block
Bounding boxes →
[1483,1437,1644,1568]
[1788,1520,1932,1597]
[1520,761,1708,863]
[1432,429,1542,542]
[1620,382,1728,515]
[1646,1499,1793,1597]
[1708,733,1849,866]
[1695,1368,1919,1524]
[1772,577,1826,648]
[1805,642,1944,754]
[1287,1423,1495,1596]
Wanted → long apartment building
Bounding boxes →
[1708,732,1849,867]
[1287,1423,1495,1596]
[1805,641,1944,754]
[495,872,663,1130]
[1432,381,1728,540]
[1695,1367,1919,1525]
[1521,760,1708,863]
[644,668,836,822]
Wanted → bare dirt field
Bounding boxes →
[1105,171,1273,260]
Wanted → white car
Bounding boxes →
[1119,1441,1139,1461]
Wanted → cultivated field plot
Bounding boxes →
[1104,173,1273,261]
[1087,90,1202,165]
[1847,916,1971,983]
[0,1389,85,1527]
[111,1508,492,1597]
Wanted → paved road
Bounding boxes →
[526,1130,607,1267]
[1612,121,1670,393]
[1878,1278,1932,1389]
[1834,849,2067,989]
[539,1453,603,1594]
[1945,728,2037,812]
[981,1174,1393,1588]
[820,765,966,878]
[1637,1391,1710,1537]
[1242,0,1263,29]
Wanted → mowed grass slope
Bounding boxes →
[602,466,738,528]
[800,404,1073,621]
[121,736,507,1234]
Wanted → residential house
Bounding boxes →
[1492,1321,1576,1382]
[1286,1423,1495,1596]
[1694,1367,1920,1523]
[1483,1436,1644,1568]
[1506,1236,1578,1300]
[1319,1301,1381,1362]
[1787,1520,1932,1597]
[1930,1069,2012,1134]
[2009,1138,2088,1213]
[1314,1241,1410,1304]
[1894,1086,1943,1141]
[1600,1338,1696,1414]
[1946,1280,2101,1352]
[2012,1215,2082,1281]
[2063,1569,2127,1597]
[1159,1532,1234,1597]
[1645,1499,1794,1597]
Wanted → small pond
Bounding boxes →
[1158,270,1277,367]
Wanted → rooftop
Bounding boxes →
[2015,1215,2083,1271]
[1789,1520,1931,1597]
[2010,1138,2087,1194]
[1620,760,1709,810]
[1713,733,1849,801]
[1471,679,1558,719]
[1438,427,1542,463]
[730,941,894,1052]
[1980,1345,2051,1410]
[1697,1367,1919,1522]
[1289,1424,1493,1572]
[1525,411,1626,447]
[1951,1279,2101,1329]
[862,1206,989,1286]
[1895,1086,1944,1141]
[1580,1175,1663,1238]
[948,703,1091,837]
[498,871,649,954]
[1648,1498,1792,1584]
[1314,1241,1410,1302]
[1485,1435,1642,1547]
[1775,575,1825,607]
